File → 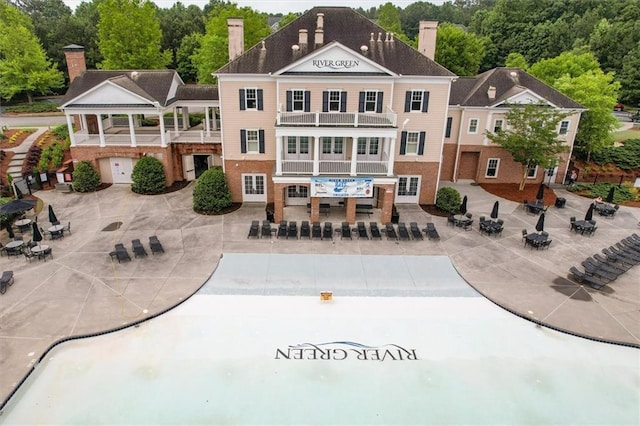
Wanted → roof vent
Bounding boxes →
[360,45,368,53]
[261,40,266,50]
[292,44,300,51]
[377,32,382,42]
[370,33,374,42]
[510,71,518,77]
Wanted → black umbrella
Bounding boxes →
[535,212,545,232]
[605,187,615,204]
[490,201,499,219]
[48,205,58,224]
[536,183,545,201]
[585,203,594,221]
[32,221,43,248]
[0,198,36,215]
[459,195,468,215]
[5,221,14,239]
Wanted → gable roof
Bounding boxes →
[176,84,218,101]
[450,68,584,109]
[216,7,454,77]
[61,70,180,107]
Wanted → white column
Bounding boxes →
[350,135,358,176]
[80,114,88,131]
[96,114,106,147]
[387,137,396,177]
[182,107,189,130]
[313,136,320,176]
[173,107,179,136]
[276,136,283,175]
[159,113,167,147]
[128,114,137,147]
[484,111,492,145]
[204,107,211,136]
[66,114,76,147]
[211,107,218,130]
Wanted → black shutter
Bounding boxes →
[240,129,247,153]
[376,92,383,113]
[358,92,365,113]
[445,117,452,138]
[322,91,329,112]
[340,91,347,112]
[239,89,246,111]
[404,91,411,112]
[257,89,263,110]
[422,91,430,112]
[418,132,426,155]
[400,131,407,155]
[286,91,292,111]
[304,91,310,112]
[258,129,265,153]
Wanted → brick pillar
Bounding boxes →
[379,184,395,224]
[345,198,356,224]
[274,184,285,223]
[310,197,320,223]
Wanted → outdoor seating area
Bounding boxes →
[594,202,619,218]
[479,217,504,237]
[108,237,164,263]
[523,230,552,250]
[570,217,598,236]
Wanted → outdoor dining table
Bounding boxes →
[525,232,547,247]
[481,220,502,232]
[526,201,545,214]
[15,218,32,232]
[453,214,468,225]
[594,202,616,216]
[48,225,64,233]
[6,240,24,249]
[573,220,595,232]
[30,245,50,256]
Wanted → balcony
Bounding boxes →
[71,129,221,147]
[277,109,397,128]
[281,160,389,175]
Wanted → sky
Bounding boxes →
[62,0,446,14]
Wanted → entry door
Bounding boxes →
[242,174,267,202]
[396,175,421,203]
[357,137,381,161]
[110,158,133,184]
[320,137,344,160]
[194,154,212,178]
[284,136,311,160]
[285,185,309,206]
[182,155,195,181]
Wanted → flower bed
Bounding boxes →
[0,129,36,149]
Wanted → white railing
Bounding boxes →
[72,129,219,146]
[277,106,396,127]
[281,160,388,175]
[170,130,221,144]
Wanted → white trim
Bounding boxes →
[241,173,267,202]
[395,175,421,203]
[60,80,157,108]
[485,158,500,178]
[558,120,570,135]
[245,129,260,154]
[526,165,538,179]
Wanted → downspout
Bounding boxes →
[452,106,465,183]
[434,77,454,202]
[216,75,226,174]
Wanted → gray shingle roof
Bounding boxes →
[176,84,219,101]
[61,70,179,106]
[450,68,584,109]
[216,7,454,77]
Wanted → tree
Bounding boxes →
[192,167,232,213]
[276,12,299,30]
[376,2,411,45]
[619,41,640,107]
[0,0,64,103]
[193,3,270,84]
[131,155,166,194]
[504,52,528,69]
[97,0,170,69]
[528,50,600,85]
[434,23,485,76]
[72,160,101,192]
[176,33,201,83]
[158,2,205,69]
[486,102,570,190]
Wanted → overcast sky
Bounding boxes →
[62,0,446,14]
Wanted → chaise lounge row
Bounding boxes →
[109,236,164,263]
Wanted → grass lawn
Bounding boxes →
[614,127,640,142]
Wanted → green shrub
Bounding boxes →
[72,161,101,192]
[5,103,59,113]
[52,124,71,142]
[193,167,232,213]
[592,139,640,170]
[567,182,638,203]
[436,187,461,214]
[131,156,166,194]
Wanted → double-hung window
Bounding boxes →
[286,89,310,112]
[239,88,263,110]
[526,165,538,179]
[399,131,425,155]
[559,120,570,135]
[493,119,503,133]
[245,130,259,153]
[404,90,430,112]
[485,158,499,177]
[240,129,265,154]
[359,91,383,113]
[468,118,479,134]
[322,90,346,112]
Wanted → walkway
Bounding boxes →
[0,182,639,409]
[2,128,48,180]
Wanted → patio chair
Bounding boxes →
[287,221,298,239]
[409,222,423,240]
[132,239,148,258]
[37,247,53,262]
[300,221,311,239]
[23,250,36,263]
[356,222,368,240]
[50,229,64,240]
[462,218,473,231]
[340,222,352,240]
[569,266,606,290]
[447,215,456,227]
[425,222,440,241]
[581,262,616,283]
[369,222,382,240]
[537,239,552,250]
[322,222,333,240]
[0,242,6,257]
[148,236,165,254]
[63,221,71,235]
[277,221,287,239]
[385,223,398,241]
[311,222,322,239]
[113,243,132,262]
[247,220,259,239]
[0,271,14,294]
[261,223,273,239]
[397,222,410,241]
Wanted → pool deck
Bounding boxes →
[1,181,639,407]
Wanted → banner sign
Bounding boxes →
[311,177,373,198]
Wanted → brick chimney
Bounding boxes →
[63,44,86,83]
[227,18,244,61]
[418,21,438,60]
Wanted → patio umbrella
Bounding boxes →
[0,198,36,215]
[536,183,545,201]
[490,201,499,219]
[32,221,43,249]
[535,212,545,232]
[605,187,615,204]
[5,221,14,239]
[48,205,58,224]
[459,195,468,215]
[585,203,594,221]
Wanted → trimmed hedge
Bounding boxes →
[193,167,232,213]
[72,161,100,192]
[436,187,461,214]
[131,156,166,194]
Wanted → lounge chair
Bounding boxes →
[322,222,333,240]
[356,222,368,240]
[0,271,14,294]
[409,222,423,240]
[300,221,311,239]
[593,253,631,272]
[425,223,440,241]
[580,261,616,283]
[111,243,132,263]
[132,239,148,258]
[247,220,259,239]
[148,236,165,254]
[287,221,298,239]
[385,223,398,241]
[311,222,322,239]
[602,248,636,267]
[569,266,606,290]
[340,222,352,240]
[397,222,410,241]
[584,257,625,276]
[369,222,382,240]
[261,222,273,239]
[613,244,640,261]
[277,221,287,239]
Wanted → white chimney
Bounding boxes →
[315,13,324,46]
[316,12,324,29]
[487,86,496,101]
[418,20,438,60]
[299,29,308,46]
[227,18,244,61]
